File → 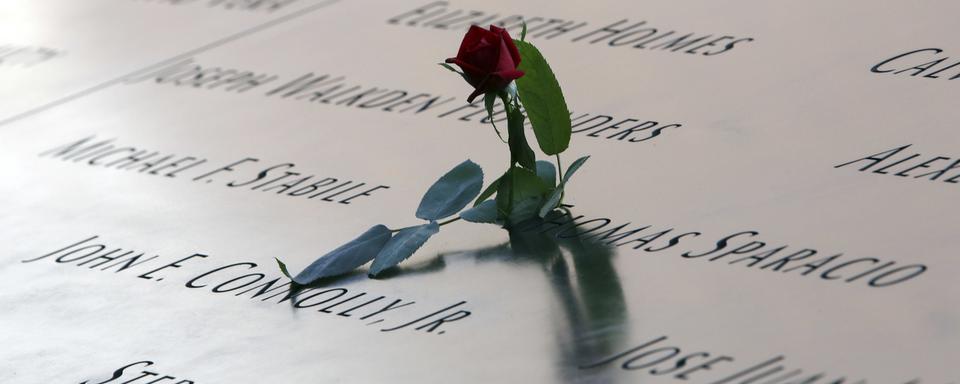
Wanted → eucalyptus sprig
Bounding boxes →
[278,23,589,285]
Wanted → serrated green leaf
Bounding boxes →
[416,160,484,221]
[535,160,556,188]
[291,225,391,285]
[506,106,536,169]
[460,200,500,224]
[369,222,440,277]
[539,155,589,217]
[514,40,571,155]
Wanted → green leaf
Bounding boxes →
[520,21,528,42]
[276,258,293,279]
[506,105,536,169]
[510,196,544,225]
[439,62,459,73]
[563,155,590,182]
[416,160,484,221]
[460,200,500,224]
[539,155,589,217]
[496,166,550,224]
[514,40,572,155]
[440,63,472,84]
[484,92,506,143]
[535,160,556,188]
[369,222,440,277]
[474,175,501,206]
[291,225,392,285]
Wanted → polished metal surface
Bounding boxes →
[0,0,957,382]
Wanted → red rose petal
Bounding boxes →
[448,25,525,102]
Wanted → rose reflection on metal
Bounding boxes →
[287,210,629,383]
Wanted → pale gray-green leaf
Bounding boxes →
[369,222,440,277]
[291,225,391,285]
[416,160,484,221]
[460,200,500,224]
[535,160,556,188]
[474,176,501,206]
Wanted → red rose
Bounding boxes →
[446,25,524,102]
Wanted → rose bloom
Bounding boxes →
[446,25,524,102]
